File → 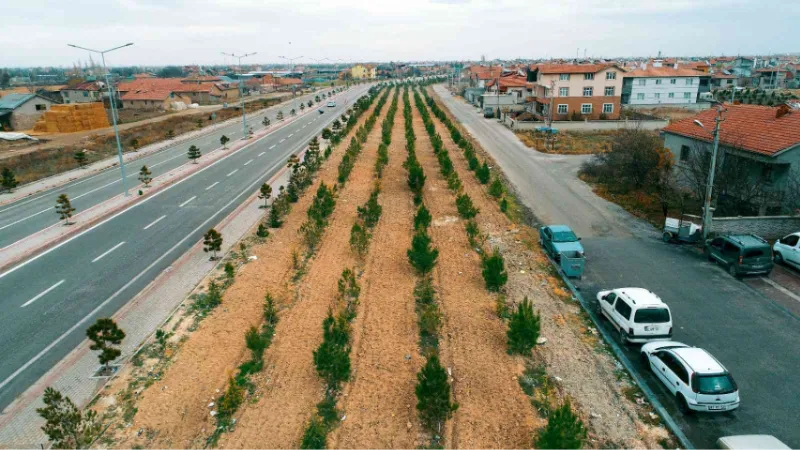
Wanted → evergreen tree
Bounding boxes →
[291,108,297,116]
[166,129,175,139]
[300,102,306,111]
[73,150,88,168]
[300,416,327,449]
[482,248,508,292]
[507,297,541,355]
[258,183,272,208]
[86,318,126,371]
[321,128,332,140]
[277,110,284,121]
[220,134,230,149]
[414,204,432,230]
[203,228,223,260]
[488,177,503,198]
[476,161,491,184]
[256,223,270,238]
[130,138,140,151]
[55,194,75,225]
[269,202,283,228]
[1,167,19,193]
[36,387,101,449]
[138,165,152,187]
[187,145,201,163]
[415,355,457,431]
[534,400,587,449]
[407,229,439,275]
[262,116,271,127]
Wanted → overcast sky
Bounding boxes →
[2,0,798,68]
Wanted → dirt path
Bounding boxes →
[328,99,423,449]
[410,95,537,449]
[220,98,388,449]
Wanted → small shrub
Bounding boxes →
[257,223,269,238]
[446,172,462,192]
[507,297,541,355]
[349,223,370,258]
[300,416,327,449]
[415,355,458,431]
[488,178,503,198]
[414,277,436,306]
[534,400,587,449]
[468,155,479,171]
[476,162,490,184]
[269,204,283,228]
[414,204,432,231]
[224,262,235,282]
[455,193,478,219]
[407,229,439,275]
[482,248,508,292]
[500,197,509,213]
[245,325,268,361]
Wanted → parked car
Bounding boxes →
[717,435,790,449]
[596,288,672,344]
[641,341,740,414]
[327,101,336,107]
[773,232,800,269]
[318,109,324,114]
[539,225,584,261]
[705,234,773,278]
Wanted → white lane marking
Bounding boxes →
[288,133,294,138]
[308,121,313,125]
[269,145,276,149]
[91,241,126,263]
[0,207,50,231]
[227,169,238,177]
[0,148,297,391]
[148,151,187,169]
[761,277,800,303]
[179,196,196,207]
[143,215,167,230]
[302,125,306,129]
[258,152,265,157]
[279,139,285,143]
[205,181,219,191]
[244,159,253,166]
[21,280,66,308]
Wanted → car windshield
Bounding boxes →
[743,248,767,259]
[693,374,737,395]
[552,230,578,242]
[633,308,670,323]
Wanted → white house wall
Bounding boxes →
[627,76,700,105]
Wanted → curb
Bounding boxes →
[547,255,694,450]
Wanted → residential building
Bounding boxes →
[711,72,741,89]
[351,64,377,80]
[663,104,800,215]
[0,93,55,130]
[460,65,503,88]
[527,63,624,120]
[120,89,191,110]
[622,63,702,105]
[755,68,791,89]
[60,80,105,104]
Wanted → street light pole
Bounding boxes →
[68,42,133,196]
[695,104,726,239]
[279,55,303,112]
[222,52,257,139]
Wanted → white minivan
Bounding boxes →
[773,232,800,269]
[596,288,672,344]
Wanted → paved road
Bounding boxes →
[0,84,373,411]
[434,85,800,448]
[0,88,343,249]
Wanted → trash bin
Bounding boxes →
[560,251,585,279]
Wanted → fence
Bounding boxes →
[504,116,669,132]
[687,214,800,240]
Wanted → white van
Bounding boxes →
[596,288,672,344]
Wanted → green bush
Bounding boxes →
[313,312,351,388]
[468,155,479,171]
[256,223,270,238]
[455,193,479,219]
[482,248,508,292]
[534,400,587,449]
[415,355,458,431]
[245,326,268,361]
[476,162,491,184]
[300,416,327,449]
[407,229,439,275]
[349,222,370,258]
[507,297,541,355]
[488,178,503,198]
[500,197,509,213]
[447,172,462,192]
[407,161,426,198]
[414,204,432,230]
[357,189,382,228]
[268,204,283,228]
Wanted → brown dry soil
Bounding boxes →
[410,98,538,449]
[327,99,422,449]
[220,97,388,448]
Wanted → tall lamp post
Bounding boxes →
[222,51,257,139]
[279,55,303,112]
[67,42,133,196]
[694,104,726,239]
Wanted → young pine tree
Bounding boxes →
[187,145,201,163]
[37,387,101,449]
[507,297,541,355]
[300,416,327,450]
[258,183,272,208]
[414,204,432,231]
[534,400,587,449]
[73,150,88,168]
[482,248,508,292]
[415,355,458,432]
[1,167,19,193]
[455,193,478,219]
[220,134,230,149]
[138,165,152,187]
[488,177,504,198]
[262,116,271,127]
[203,228,223,260]
[55,194,75,225]
[476,161,491,184]
[86,318,126,371]
[277,110,284,121]
[407,229,439,275]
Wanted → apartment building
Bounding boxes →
[622,63,702,105]
[528,63,624,120]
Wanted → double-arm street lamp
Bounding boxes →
[67,42,133,196]
[222,51,257,139]
[279,55,303,110]
[694,104,726,239]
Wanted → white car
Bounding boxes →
[773,232,800,269]
[641,341,740,413]
[327,101,336,107]
[596,288,672,344]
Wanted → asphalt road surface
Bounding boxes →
[0,88,344,249]
[434,85,800,448]
[0,84,372,410]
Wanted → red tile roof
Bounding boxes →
[275,78,302,86]
[533,63,618,74]
[624,67,705,78]
[120,89,173,101]
[486,74,532,89]
[63,81,103,91]
[118,78,185,92]
[663,104,800,156]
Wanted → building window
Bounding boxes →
[680,145,690,161]
[581,104,592,114]
[638,79,646,86]
[557,104,568,114]
[606,71,617,80]
[559,74,569,81]
[602,103,613,113]
[669,92,675,98]
[35,104,47,111]
[559,87,569,97]
[655,79,662,85]
[654,93,661,99]
[544,87,551,97]
[670,78,677,84]
[686,78,694,85]
[583,87,593,97]
[762,165,774,182]
[604,86,615,96]
[83,91,88,97]
[684,92,691,99]
[637,93,645,100]
[584,73,594,80]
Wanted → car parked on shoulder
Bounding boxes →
[773,232,800,269]
[641,341,740,414]
[705,234,773,278]
[539,225,584,261]
[717,435,790,450]
[327,101,336,107]
[596,288,672,344]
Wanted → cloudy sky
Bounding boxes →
[1,0,798,67]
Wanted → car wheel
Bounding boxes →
[619,328,629,345]
[677,394,693,415]
[728,264,740,278]
[774,252,783,265]
[662,232,672,243]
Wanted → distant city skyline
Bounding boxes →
[1,0,798,68]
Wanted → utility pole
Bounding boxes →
[222,51,256,140]
[279,55,303,113]
[68,42,133,196]
[695,104,726,239]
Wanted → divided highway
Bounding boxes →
[0,88,344,249]
[0,84,372,410]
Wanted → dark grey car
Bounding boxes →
[705,234,773,278]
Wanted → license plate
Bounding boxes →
[708,405,726,411]
[644,326,656,332]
